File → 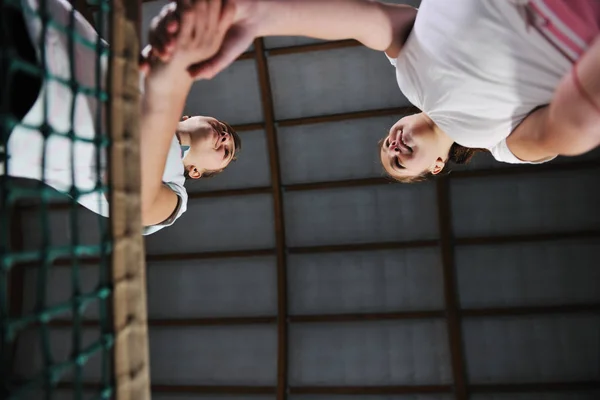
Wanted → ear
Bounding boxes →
[431,157,446,175]
[186,165,202,179]
[181,115,190,121]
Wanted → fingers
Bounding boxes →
[217,0,236,39]
[139,45,152,74]
[167,19,178,33]
[204,0,222,41]
[148,2,178,59]
[139,55,150,75]
[178,0,202,47]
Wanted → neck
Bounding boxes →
[422,112,454,149]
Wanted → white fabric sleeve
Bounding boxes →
[385,52,398,67]
[139,72,145,95]
[142,182,188,236]
[489,138,557,164]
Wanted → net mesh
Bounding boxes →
[0,0,134,398]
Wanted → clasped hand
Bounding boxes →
[140,0,241,81]
[140,0,257,81]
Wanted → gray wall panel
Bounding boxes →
[147,257,277,318]
[268,47,409,120]
[288,248,443,315]
[145,194,275,254]
[451,169,600,237]
[184,60,263,125]
[456,240,600,308]
[284,183,438,247]
[292,397,451,400]
[463,315,600,384]
[149,326,277,385]
[289,320,451,386]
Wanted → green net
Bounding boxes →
[1,0,117,398]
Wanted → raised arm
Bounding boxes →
[139,0,234,226]
[507,36,600,162]
[143,0,417,79]
[245,0,415,53]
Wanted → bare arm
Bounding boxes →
[139,0,234,226]
[507,36,600,162]
[139,69,191,226]
[143,0,417,79]
[245,0,416,54]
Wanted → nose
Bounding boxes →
[388,139,400,154]
[220,131,230,144]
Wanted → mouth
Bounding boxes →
[398,131,413,153]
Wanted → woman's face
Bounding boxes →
[178,116,237,178]
[379,113,453,180]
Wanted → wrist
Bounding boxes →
[146,62,193,93]
[234,0,271,37]
[143,64,192,110]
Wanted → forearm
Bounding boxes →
[506,36,600,162]
[139,70,191,224]
[240,0,413,52]
[548,35,600,156]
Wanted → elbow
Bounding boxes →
[140,199,159,227]
[140,209,153,228]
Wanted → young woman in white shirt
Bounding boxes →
[147,0,600,182]
[1,0,241,235]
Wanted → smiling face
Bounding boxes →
[177,116,240,179]
[379,112,454,181]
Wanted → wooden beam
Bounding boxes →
[146,248,275,263]
[289,385,452,395]
[462,304,600,318]
[15,134,599,215]
[285,177,392,192]
[152,385,276,395]
[277,106,419,127]
[455,230,600,246]
[254,38,289,400]
[187,186,271,200]
[289,310,444,323]
[231,122,265,132]
[287,239,438,254]
[436,177,468,400]
[56,381,600,396]
[48,303,600,328]
[470,381,600,393]
[267,39,362,56]
[29,228,600,267]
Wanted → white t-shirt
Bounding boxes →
[6,0,187,235]
[387,0,574,163]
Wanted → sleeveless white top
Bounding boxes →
[387,0,573,163]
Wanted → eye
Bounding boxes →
[385,138,390,148]
[394,156,405,170]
